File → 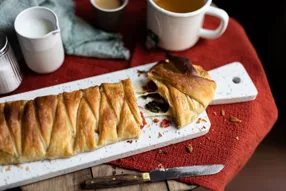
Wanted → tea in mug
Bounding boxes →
[95,0,122,10]
[153,0,205,13]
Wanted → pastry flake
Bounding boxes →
[147,53,217,128]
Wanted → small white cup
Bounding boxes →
[14,7,65,74]
[146,0,229,51]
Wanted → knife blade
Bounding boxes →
[81,164,224,189]
[149,164,224,182]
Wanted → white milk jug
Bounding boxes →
[14,7,64,74]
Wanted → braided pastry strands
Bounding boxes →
[0,79,142,165]
[148,59,217,128]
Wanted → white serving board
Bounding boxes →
[0,62,257,190]
[209,62,258,105]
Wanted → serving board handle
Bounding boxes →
[209,62,258,105]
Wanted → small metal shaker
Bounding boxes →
[0,33,23,94]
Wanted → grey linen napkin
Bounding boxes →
[0,0,130,60]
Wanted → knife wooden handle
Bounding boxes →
[81,173,151,189]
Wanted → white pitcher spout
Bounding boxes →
[54,15,61,32]
[50,28,60,35]
[50,9,61,35]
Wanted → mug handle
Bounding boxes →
[199,6,229,39]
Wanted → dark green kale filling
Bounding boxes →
[144,94,169,113]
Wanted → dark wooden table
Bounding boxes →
[19,164,201,191]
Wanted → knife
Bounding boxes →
[81,164,224,189]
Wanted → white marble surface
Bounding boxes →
[209,62,258,105]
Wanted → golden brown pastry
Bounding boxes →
[0,78,142,165]
[147,54,217,128]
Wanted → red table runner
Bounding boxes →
[3,1,278,190]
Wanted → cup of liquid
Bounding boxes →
[90,0,128,32]
[146,0,229,51]
[14,7,64,74]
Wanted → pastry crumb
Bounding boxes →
[186,144,193,153]
[157,163,165,170]
[5,166,11,172]
[153,118,160,123]
[202,126,206,129]
[235,136,239,141]
[117,159,122,162]
[201,118,207,122]
[213,111,217,116]
[25,167,30,171]
[207,137,211,140]
[221,110,225,116]
[158,132,163,138]
[131,157,136,161]
[160,119,171,128]
[196,118,202,124]
[230,116,242,123]
[158,149,168,155]
[127,140,133,144]
[15,164,23,169]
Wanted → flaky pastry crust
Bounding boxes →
[0,78,142,165]
[148,59,216,128]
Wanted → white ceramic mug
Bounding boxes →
[146,0,229,51]
[14,7,64,74]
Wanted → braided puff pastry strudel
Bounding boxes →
[147,54,217,128]
[0,78,142,165]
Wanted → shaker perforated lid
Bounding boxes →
[0,33,8,56]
